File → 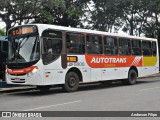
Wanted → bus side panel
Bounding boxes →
[139,56,159,77]
[43,57,66,85]
[67,55,91,83]
[138,66,159,77]
[43,55,91,85]
[101,67,129,81]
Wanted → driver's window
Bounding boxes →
[42,30,62,65]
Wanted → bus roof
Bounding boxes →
[10,24,157,41]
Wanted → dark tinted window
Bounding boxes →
[142,41,152,56]
[0,41,8,53]
[119,38,131,55]
[104,37,118,55]
[0,41,1,52]
[86,35,102,54]
[0,41,8,73]
[42,30,62,65]
[66,33,84,54]
[152,41,157,56]
[132,40,142,55]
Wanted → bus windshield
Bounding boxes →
[8,36,40,63]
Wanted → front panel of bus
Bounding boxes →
[6,25,44,85]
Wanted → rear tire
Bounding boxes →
[122,69,137,85]
[63,72,79,92]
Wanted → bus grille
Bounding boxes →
[10,74,26,76]
[11,79,25,83]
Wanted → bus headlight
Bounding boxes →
[28,66,38,76]
[32,67,38,73]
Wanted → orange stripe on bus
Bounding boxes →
[85,54,142,68]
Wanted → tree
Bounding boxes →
[142,0,160,37]
[0,0,65,32]
[0,29,6,36]
[34,0,90,27]
[34,0,65,24]
[141,0,160,52]
[119,0,149,36]
[89,0,124,32]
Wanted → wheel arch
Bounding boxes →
[66,67,83,82]
[129,66,138,77]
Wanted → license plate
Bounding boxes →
[15,78,20,81]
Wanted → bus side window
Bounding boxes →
[86,34,102,54]
[42,30,62,65]
[131,40,142,56]
[104,37,118,55]
[119,38,131,55]
[152,41,157,56]
[142,41,152,56]
[66,33,85,54]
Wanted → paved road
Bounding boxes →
[0,77,160,120]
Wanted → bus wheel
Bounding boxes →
[37,86,51,92]
[63,72,79,92]
[123,69,137,85]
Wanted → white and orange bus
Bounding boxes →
[5,24,159,92]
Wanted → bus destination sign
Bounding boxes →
[9,26,37,36]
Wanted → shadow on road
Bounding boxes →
[6,78,160,96]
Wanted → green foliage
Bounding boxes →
[90,0,124,32]
[0,0,65,31]
[0,29,6,36]
[90,0,160,37]
[0,0,88,29]
[35,0,90,27]
[0,0,159,41]
[89,0,160,52]
[142,0,160,38]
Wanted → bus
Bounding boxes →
[0,36,8,81]
[5,24,159,92]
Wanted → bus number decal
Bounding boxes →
[68,62,85,67]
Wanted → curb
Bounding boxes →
[139,73,160,79]
[0,80,36,92]
[0,86,36,93]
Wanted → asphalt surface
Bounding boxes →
[0,76,160,120]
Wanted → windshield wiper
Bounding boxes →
[10,37,29,62]
[19,36,29,48]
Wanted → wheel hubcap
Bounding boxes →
[68,77,76,88]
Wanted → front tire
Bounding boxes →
[63,72,79,92]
